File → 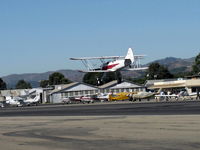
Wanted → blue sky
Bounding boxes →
[0,0,200,77]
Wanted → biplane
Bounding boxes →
[70,48,148,72]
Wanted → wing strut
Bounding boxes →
[81,60,92,71]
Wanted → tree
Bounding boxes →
[83,72,122,86]
[15,80,32,89]
[146,63,173,80]
[48,72,71,85]
[192,53,200,74]
[40,80,49,88]
[83,72,101,85]
[0,78,7,90]
[102,71,122,84]
[129,77,147,85]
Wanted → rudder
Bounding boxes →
[125,48,134,63]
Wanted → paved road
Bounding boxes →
[1,100,200,116]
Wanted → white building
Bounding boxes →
[50,80,146,103]
[50,82,99,103]
[98,80,146,94]
[146,78,200,94]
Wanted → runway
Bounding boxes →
[1,100,200,116]
[1,100,200,150]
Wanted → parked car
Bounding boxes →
[62,98,72,104]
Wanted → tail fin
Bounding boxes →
[125,48,134,63]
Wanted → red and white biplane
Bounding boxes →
[70,48,148,72]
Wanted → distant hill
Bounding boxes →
[1,57,195,88]
[2,70,85,88]
[122,57,195,79]
[151,57,195,73]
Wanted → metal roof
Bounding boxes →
[98,80,143,89]
[110,81,142,89]
[145,79,178,87]
[50,82,79,94]
[148,79,200,89]
[98,80,118,89]
[50,82,98,94]
[66,84,98,92]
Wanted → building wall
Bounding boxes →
[50,86,146,104]
[0,96,5,102]
[148,79,200,95]
[102,87,146,94]
[50,93,62,103]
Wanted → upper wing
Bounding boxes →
[70,55,146,60]
[70,56,123,60]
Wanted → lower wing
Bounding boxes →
[78,70,113,73]
[123,67,148,71]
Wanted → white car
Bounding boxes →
[0,102,4,108]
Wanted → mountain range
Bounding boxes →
[2,57,195,88]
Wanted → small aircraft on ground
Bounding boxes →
[153,87,198,101]
[3,91,41,107]
[63,96,96,104]
[109,92,135,101]
[155,91,197,101]
[5,96,24,107]
[72,96,96,104]
[70,48,148,72]
[97,93,109,101]
[24,95,40,106]
[129,91,155,101]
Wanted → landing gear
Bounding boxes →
[115,71,122,84]
[96,71,122,86]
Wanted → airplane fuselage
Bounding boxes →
[101,59,130,72]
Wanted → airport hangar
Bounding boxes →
[49,80,146,103]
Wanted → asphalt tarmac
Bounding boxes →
[1,100,200,150]
[1,100,200,116]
